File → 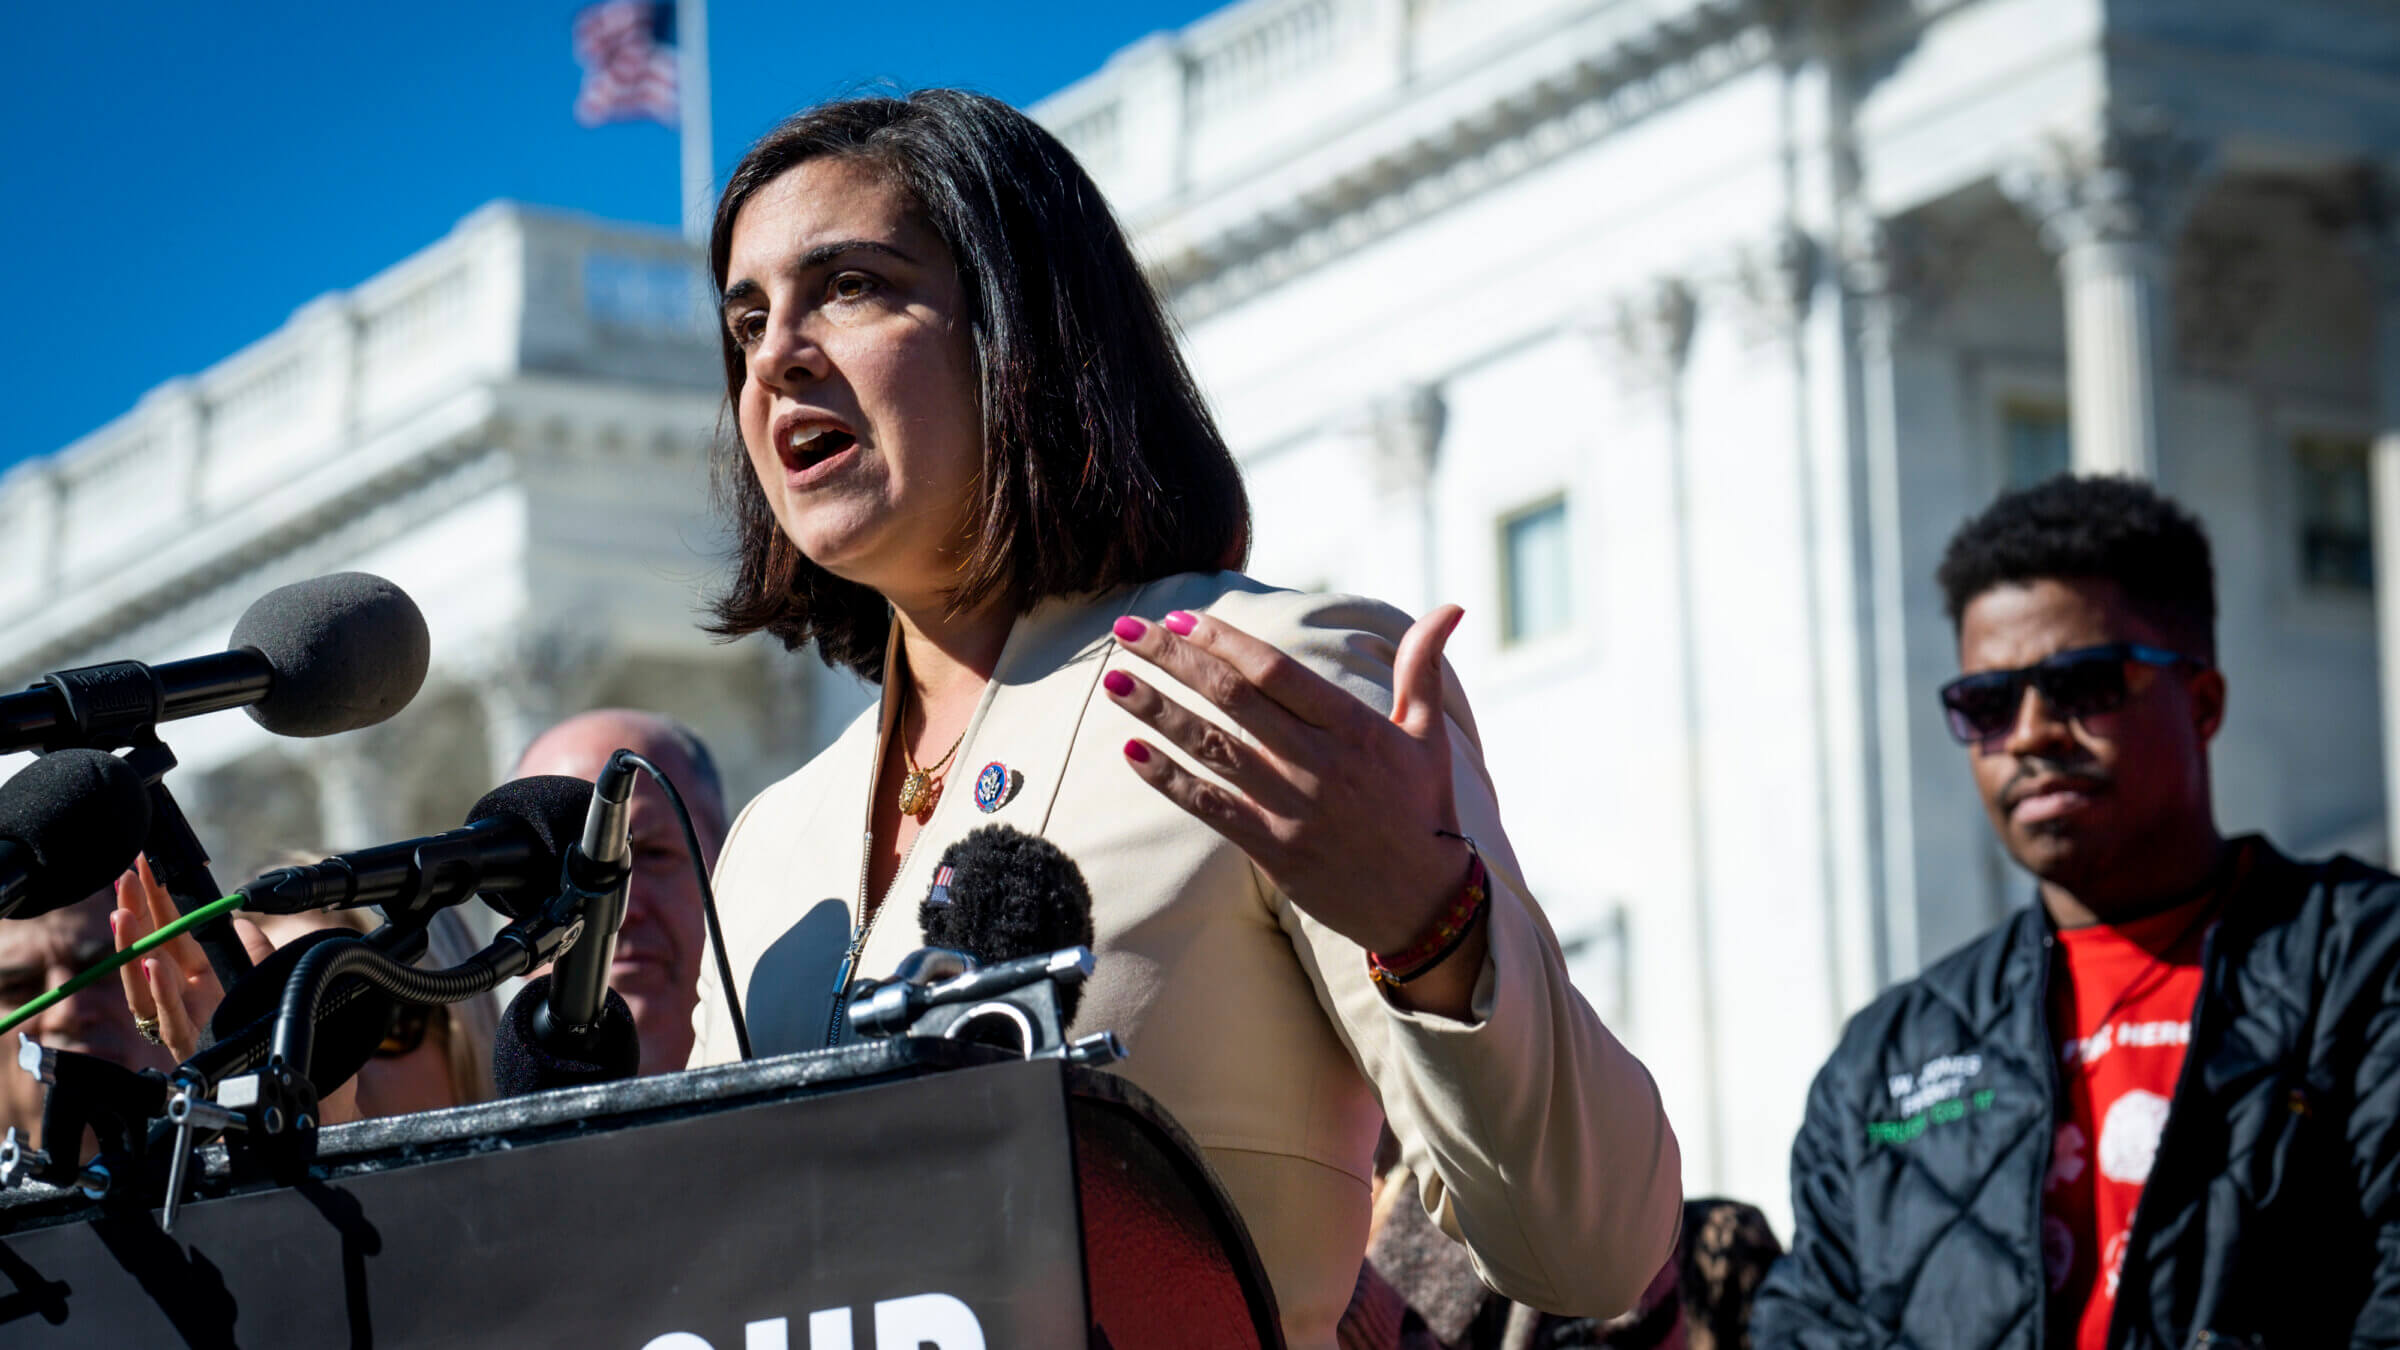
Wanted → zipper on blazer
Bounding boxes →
[825,812,933,1048]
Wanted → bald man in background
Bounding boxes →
[0,891,173,1149]
[513,710,729,1074]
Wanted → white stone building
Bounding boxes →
[0,204,843,889]
[1033,0,2400,1226]
[10,0,2398,1239]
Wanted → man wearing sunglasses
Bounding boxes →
[1754,476,2400,1349]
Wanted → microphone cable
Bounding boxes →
[0,892,244,1038]
[614,751,751,1061]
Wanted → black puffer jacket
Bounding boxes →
[1751,838,2400,1349]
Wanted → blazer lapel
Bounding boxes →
[853,587,1142,980]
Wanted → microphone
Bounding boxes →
[236,775,595,921]
[918,825,1097,1026]
[491,975,640,1096]
[0,572,430,753]
[535,750,636,1045]
[489,752,640,1096]
[0,749,154,922]
[847,825,1102,1044]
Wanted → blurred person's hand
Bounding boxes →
[111,858,360,1124]
[0,890,175,1150]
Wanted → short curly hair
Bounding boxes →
[1936,474,2216,658]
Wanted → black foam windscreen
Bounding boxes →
[207,928,408,1093]
[0,749,153,920]
[464,775,596,919]
[229,572,431,738]
[920,824,1098,1024]
[491,974,642,1097]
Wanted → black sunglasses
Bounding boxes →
[375,1002,436,1059]
[1938,642,2205,744]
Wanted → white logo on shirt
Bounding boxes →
[2098,1089,2171,1184]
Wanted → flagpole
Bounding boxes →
[677,0,712,245]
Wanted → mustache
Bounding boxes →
[2001,757,2111,807]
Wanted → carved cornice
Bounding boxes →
[1998,109,2217,257]
[1153,1,1772,323]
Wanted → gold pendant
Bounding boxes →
[897,767,933,816]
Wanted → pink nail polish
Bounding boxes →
[1124,739,1151,764]
[1113,616,1147,642]
[1162,610,1196,636]
[1103,670,1135,697]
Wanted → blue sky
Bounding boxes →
[2,2,1220,469]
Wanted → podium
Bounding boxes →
[0,1040,1284,1348]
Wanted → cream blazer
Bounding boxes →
[691,573,1682,1350]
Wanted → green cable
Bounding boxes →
[0,894,246,1039]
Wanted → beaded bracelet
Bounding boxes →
[1367,832,1489,990]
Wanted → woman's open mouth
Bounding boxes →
[780,425,858,480]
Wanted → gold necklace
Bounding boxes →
[895,701,967,817]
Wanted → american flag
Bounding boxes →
[572,0,678,128]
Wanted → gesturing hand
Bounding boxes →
[113,859,363,1123]
[1106,604,1487,1014]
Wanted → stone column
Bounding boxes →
[1834,211,1922,983]
[2356,167,2400,861]
[1365,383,1445,613]
[1602,276,1726,1182]
[2000,113,2214,479]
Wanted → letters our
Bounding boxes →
[640,1293,987,1350]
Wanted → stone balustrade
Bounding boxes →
[0,204,716,632]
[1034,0,1720,220]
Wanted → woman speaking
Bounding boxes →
[688,90,1681,1349]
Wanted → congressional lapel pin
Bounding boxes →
[973,761,1022,813]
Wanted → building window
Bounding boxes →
[1500,496,1571,646]
[2001,400,2072,490]
[2296,433,2374,593]
[584,254,709,338]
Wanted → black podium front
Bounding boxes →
[0,1041,1283,1348]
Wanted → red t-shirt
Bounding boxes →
[2042,897,2216,1349]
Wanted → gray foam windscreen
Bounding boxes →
[229,572,431,737]
[0,749,153,919]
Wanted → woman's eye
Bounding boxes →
[730,312,766,348]
[829,272,879,303]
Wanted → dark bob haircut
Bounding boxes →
[703,89,1250,679]
[1935,474,2217,659]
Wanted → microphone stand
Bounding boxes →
[21,656,256,984]
[122,737,254,987]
